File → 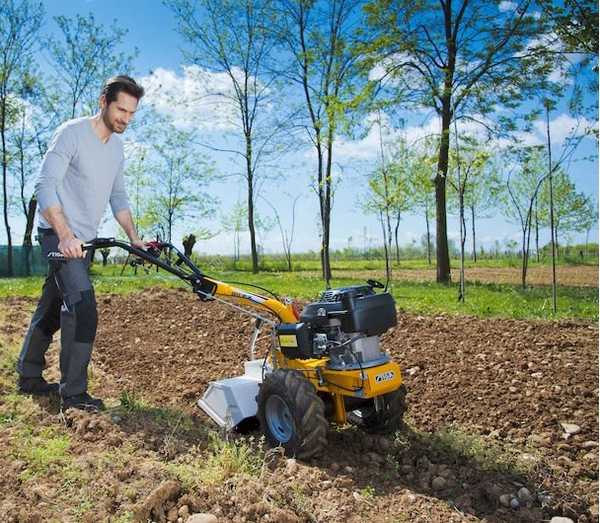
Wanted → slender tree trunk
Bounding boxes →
[425,210,432,265]
[534,198,540,262]
[470,205,476,263]
[322,132,334,287]
[545,106,557,312]
[521,227,528,289]
[245,133,259,273]
[458,191,466,302]
[1,98,12,276]
[379,211,391,286]
[394,210,401,264]
[585,229,589,258]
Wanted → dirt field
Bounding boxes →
[329,265,599,287]
[0,288,598,522]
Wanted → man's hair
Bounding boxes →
[101,75,145,104]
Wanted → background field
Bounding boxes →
[1,255,597,321]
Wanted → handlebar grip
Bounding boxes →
[46,243,93,261]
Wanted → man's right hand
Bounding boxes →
[58,237,85,258]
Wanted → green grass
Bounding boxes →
[395,425,542,477]
[0,261,596,320]
[166,432,264,490]
[184,254,600,273]
[15,425,72,480]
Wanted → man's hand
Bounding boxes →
[58,237,85,259]
[130,238,147,250]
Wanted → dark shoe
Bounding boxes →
[18,376,59,396]
[61,393,105,412]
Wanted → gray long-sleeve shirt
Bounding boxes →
[35,117,130,241]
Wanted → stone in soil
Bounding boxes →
[186,515,218,523]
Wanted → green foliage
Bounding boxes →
[201,432,264,484]
[168,432,264,488]
[539,170,596,240]
[119,389,150,412]
[16,426,72,479]
[410,426,541,476]
[141,113,215,244]
[49,12,137,118]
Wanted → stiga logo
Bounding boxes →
[375,371,395,383]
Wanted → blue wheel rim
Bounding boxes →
[265,394,293,443]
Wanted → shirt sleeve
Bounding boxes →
[35,125,77,212]
[109,156,130,216]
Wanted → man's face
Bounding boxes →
[100,91,139,134]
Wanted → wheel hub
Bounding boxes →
[265,394,293,443]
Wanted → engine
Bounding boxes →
[276,284,397,370]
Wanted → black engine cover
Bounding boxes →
[300,285,397,336]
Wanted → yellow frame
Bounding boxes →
[204,277,403,424]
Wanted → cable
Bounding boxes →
[220,280,280,300]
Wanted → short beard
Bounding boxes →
[101,111,125,134]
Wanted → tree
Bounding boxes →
[99,248,110,266]
[539,169,590,257]
[409,141,437,265]
[221,200,249,263]
[8,83,36,245]
[536,0,598,58]
[0,0,43,275]
[579,197,598,258]
[447,134,491,301]
[276,0,366,286]
[447,136,494,262]
[48,13,136,119]
[167,0,291,274]
[123,144,154,239]
[365,0,553,283]
[144,117,215,248]
[261,193,300,271]
[500,146,547,288]
[182,233,196,257]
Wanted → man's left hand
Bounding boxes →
[131,239,147,250]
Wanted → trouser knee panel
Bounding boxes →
[74,289,97,343]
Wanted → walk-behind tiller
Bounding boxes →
[50,238,406,459]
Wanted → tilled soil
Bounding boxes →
[0,288,598,523]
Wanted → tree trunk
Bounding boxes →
[1,98,12,276]
[394,209,401,264]
[425,210,432,265]
[521,227,528,289]
[534,198,540,262]
[379,211,391,286]
[458,191,466,302]
[245,133,259,273]
[435,103,452,283]
[23,197,36,247]
[322,132,334,287]
[470,204,476,263]
[182,234,196,257]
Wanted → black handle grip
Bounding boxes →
[46,238,116,261]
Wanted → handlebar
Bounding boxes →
[46,237,216,294]
[45,237,297,323]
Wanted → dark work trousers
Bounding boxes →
[17,229,98,398]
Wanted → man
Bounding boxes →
[16,75,146,412]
